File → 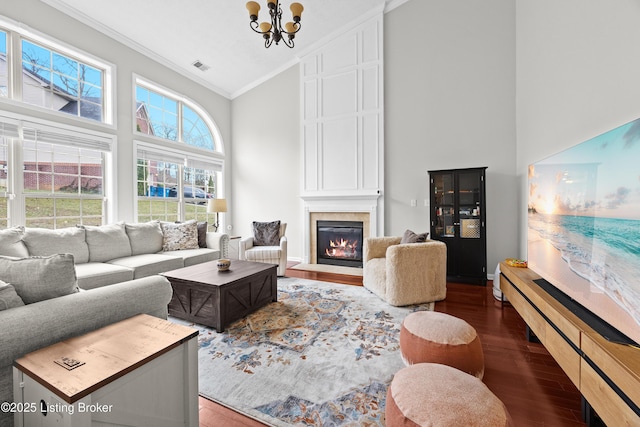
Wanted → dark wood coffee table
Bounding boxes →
[161,260,278,332]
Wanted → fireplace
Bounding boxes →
[316,220,364,268]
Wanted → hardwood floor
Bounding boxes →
[198,264,586,427]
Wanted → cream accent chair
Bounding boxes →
[363,236,447,306]
[239,223,287,276]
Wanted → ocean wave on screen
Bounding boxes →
[528,214,640,327]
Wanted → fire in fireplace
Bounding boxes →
[316,220,363,268]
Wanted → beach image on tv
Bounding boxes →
[528,118,640,343]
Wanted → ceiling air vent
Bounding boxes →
[192,60,210,72]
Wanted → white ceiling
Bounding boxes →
[42,0,408,99]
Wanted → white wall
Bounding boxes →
[230,65,302,257]
[0,0,231,222]
[384,0,517,276]
[516,0,640,256]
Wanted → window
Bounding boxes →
[22,39,104,122]
[135,80,216,152]
[0,122,12,228]
[0,30,7,97]
[0,115,113,230]
[136,143,221,228]
[0,18,112,124]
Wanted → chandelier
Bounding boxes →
[246,1,304,48]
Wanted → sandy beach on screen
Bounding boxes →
[527,229,640,345]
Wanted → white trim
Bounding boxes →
[230,60,300,100]
[133,74,226,156]
[0,110,117,226]
[39,0,231,99]
[0,14,116,127]
[384,0,413,13]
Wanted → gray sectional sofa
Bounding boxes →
[3,221,229,289]
[0,220,229,427]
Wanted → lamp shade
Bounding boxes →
[207,199,227,213]
[290,2,304,20]
[259,22,272,33]
[284,22,296,33]
[246,1,260,18]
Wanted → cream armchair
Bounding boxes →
[363,236,447,306]
[239,222,287,276]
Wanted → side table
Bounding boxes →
[228,235,241,259]
[13,314,198,427]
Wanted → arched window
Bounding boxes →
[135,78,219,153]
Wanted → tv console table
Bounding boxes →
[500,262,640,426]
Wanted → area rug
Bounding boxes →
[170,277,434,426]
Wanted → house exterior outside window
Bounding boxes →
[0,19,113,124]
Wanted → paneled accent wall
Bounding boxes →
[299,13,384,264]
[300,14,384,197]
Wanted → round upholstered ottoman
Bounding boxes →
[386,363,513,427]
[400,311,485,378]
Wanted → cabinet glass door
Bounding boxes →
[432,172,455,238]
[458,171,481,239]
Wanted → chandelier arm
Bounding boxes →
[282,37,295,48]
[281,22,301,35]
[249,20,267,35]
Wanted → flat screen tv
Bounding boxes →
[527,118,640,347]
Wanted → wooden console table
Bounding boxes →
[500,262,640,426]
[13,314,198,427]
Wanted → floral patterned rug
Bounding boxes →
[170,277,434,426]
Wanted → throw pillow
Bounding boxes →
[125,221,164,255]
[253,220,281,246]
[160,220,199,251]
[81,223,132,262]
[0,254,79,304]
[401,229,429,244]
[0,279,25,311]
[197,221,208,248]
[0,226,29,258]
[22,226,89,263]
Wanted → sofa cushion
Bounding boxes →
[252,220,281,246]
[0,227,29,258]
[160,220,199,251]
[75,262,135,290]
[162,248,219,267]
[0,280,25,311]
[0,254,79,304]
[125,221,164,255]
[82,222,132,262]
[401,229,429,244]
[108,254,184,279]
[22,227,89,263]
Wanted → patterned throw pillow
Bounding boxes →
[160,220,199,251]
[253,220,281,246]
[400,229,429,244]
[0,279,25,311]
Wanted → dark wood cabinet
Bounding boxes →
[429,167,487,285]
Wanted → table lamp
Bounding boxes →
[207,199,227,232]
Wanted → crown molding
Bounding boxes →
[40,0,232,99]
[384,0,413,13]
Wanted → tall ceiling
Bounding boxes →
[42,0,405,99]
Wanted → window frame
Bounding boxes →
[0,111,116,229]
[0,16,115,127]
[134,140,223,227]
[133,76,223,155]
